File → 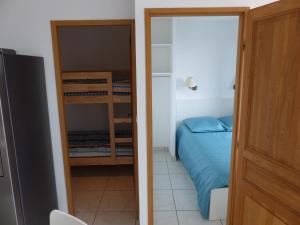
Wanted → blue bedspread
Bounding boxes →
[176,124,232,219]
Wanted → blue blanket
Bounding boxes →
[176,124,232,219]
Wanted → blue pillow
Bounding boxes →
[219,116,233,131]
[183,117,226,133]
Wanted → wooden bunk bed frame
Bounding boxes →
[62,71,133,166]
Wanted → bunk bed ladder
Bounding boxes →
[107,72,117,162]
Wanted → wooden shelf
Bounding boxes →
[114,118,132,124]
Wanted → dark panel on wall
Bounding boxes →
[58,25,131,72]
[65,104,109,131]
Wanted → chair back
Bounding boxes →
[50,210,87,225]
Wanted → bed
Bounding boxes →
[176,116,232,220]
[64,82,131,97]
[68,130,133,158]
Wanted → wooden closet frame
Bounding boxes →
[145,8,248,225]
[51,20,139,215]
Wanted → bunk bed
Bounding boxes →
[62,72,134,166]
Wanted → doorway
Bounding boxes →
[51,20,139,225]
[145,8,248,225]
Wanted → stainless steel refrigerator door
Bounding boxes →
[0,145,3,177]
[3,54,57,225]
[0,98,19,225]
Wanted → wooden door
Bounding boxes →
[229,1,300,225]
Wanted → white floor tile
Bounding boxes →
[94,211,136,225]
[170,174,195,190]
[153,150,167,162]
[177,211,222,225]
[154,190,176,211]
[154,211,178,225]
[167,161,187,174]
[154,162,169,174]
[154,174,171,189]
[173,190,198,210]
[165,153,177,162]
[98,190,136,211]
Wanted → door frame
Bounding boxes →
[50,19,139,216]
[145,8,248,225]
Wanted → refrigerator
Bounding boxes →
[0,49,58,225]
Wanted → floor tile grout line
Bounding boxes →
[93,175,135,224]
[92,187,107,225]
[72,168,136,225]
[167,157,177,212]
[156,209,200,212]
[156,149,214,225]
[167,152,180,225]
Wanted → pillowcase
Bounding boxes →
[219,116,233,131]
[183,117,226,133]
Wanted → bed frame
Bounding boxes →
[209,187,228,220]
[62,71,133,166]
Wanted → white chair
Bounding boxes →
[50,210,87,225]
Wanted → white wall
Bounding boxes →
[174,16,239,127]
[134,1,277,225]
[0,0,134,212]
[176,98,234,122]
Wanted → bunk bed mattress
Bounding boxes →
[68,130,110,146]
[68,130,133,157]
[64,83,131,97]
[69,146,133,157]
[176,124,232,219]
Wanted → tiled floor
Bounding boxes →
[72,166,137,225]
[153,148,226,225]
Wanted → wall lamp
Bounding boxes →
[186,76,198,91]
